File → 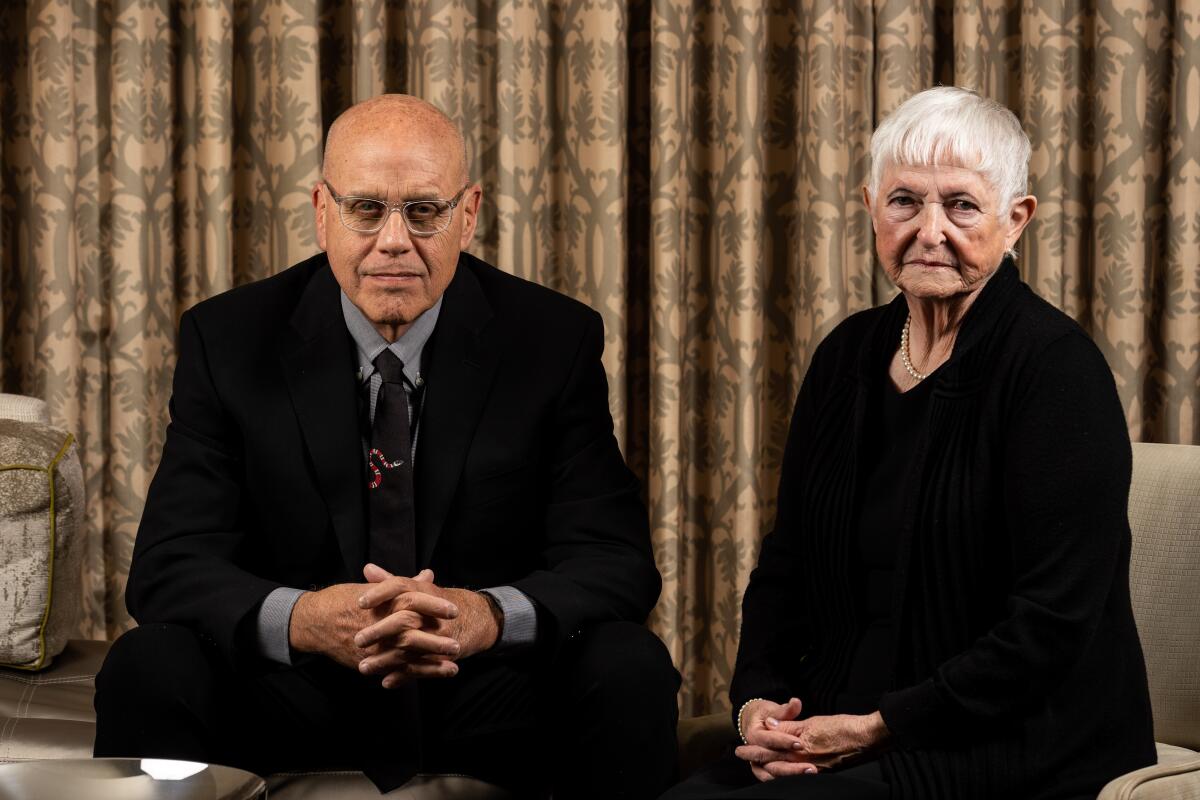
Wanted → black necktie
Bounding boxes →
[366,349,417,577]
[363,349,422,792]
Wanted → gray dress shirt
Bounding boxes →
[254,291,538,665]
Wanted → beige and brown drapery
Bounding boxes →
[1,0,1196,714]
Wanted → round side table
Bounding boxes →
[0,758,265,799]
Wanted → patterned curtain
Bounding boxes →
[1,0,1196,714]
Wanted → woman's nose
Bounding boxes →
[915,202,948,247]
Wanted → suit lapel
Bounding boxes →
[416,258,500,566]
[279,263,368,577]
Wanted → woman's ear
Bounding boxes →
[1005,194,1037,249]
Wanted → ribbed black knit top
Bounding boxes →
[730,261,1156,799]
[838,374,934,715]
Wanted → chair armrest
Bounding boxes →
[1098,743,1200,800]
[678,713,735,779]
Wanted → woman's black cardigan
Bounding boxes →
[730,261,1156,799]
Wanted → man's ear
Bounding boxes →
[312,182,328,251]
[458,184,483,250]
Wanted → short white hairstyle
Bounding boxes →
[869,87,1031,211]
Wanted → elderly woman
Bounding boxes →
[662,87,1156,800]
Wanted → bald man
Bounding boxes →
[94,95,679,799]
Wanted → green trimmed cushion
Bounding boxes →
[0,419,85,670]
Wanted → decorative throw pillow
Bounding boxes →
[0,415,86,670]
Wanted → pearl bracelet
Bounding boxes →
[737,697,767,744]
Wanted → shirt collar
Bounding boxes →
[340,290,442,387]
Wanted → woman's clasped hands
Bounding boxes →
[735,698,891,782]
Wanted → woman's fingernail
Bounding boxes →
[766,717,779,728]
[804,767,818,774]
[793,741,803,749]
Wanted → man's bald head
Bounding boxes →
[322,94,469,184]
[312,93,482,343]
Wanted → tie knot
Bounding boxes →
[373,349,407,384]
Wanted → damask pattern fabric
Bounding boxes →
[0,419,86,669]
[1,0,1196,713]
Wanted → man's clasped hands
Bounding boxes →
[735,698,891,780]
[288,564,502,688]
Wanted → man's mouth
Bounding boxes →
[363,272,422,281]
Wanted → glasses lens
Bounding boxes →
[340,198,388,231]
[404,201,452,234]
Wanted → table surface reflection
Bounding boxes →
[0,758,265,800]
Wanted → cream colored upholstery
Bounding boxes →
[0,640,105,761]
[1099,744,1200,800]
[1098,442,1200,799]
[0,395,50,426]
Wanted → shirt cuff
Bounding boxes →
[256,586,306,666]
[480,586,538,652]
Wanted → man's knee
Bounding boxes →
[96,623,215,707]
[94,623,229,760]
[551,622,680,797]
[564,621,680,703]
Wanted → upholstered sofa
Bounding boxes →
[2,442,1199,798]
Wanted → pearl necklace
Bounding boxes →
[900,315,929,382]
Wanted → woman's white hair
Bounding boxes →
[869,86,1031,211]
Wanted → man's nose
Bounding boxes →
[915,202,948,247]
[375,207,413,252]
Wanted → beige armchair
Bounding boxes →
[2,442,1198,798]
[1097,442,1200,798]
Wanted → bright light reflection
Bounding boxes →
[140,759,206,781]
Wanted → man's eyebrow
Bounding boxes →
[338,186,446,200]
[332,185,384,198]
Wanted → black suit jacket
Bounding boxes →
[126,252,660,669]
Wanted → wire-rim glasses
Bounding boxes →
[323,181,471,236]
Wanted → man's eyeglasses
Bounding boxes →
[323,181,471,236]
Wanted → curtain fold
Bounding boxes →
[1,0,1196,712]
[406,0,637,435]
